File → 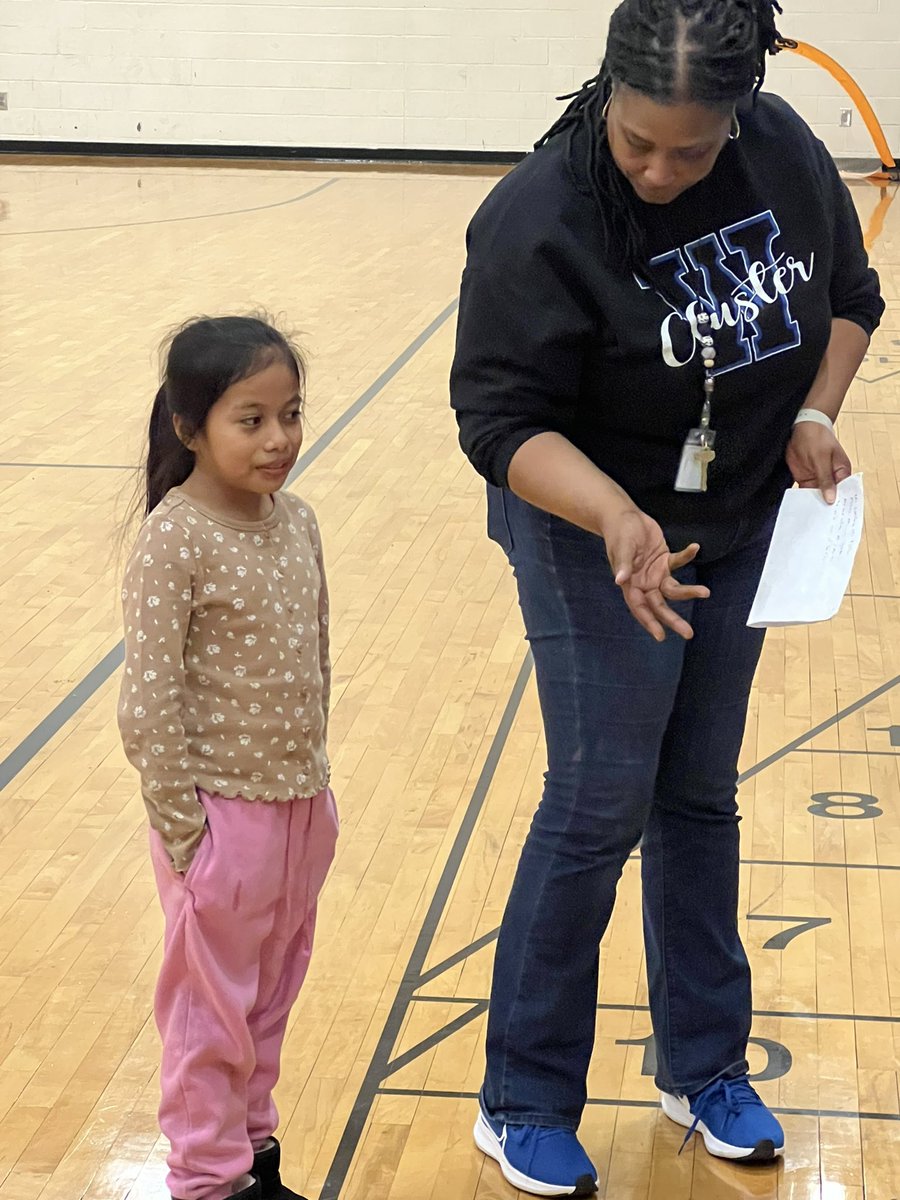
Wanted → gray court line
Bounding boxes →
[382,1000,489,1079]
[624,854,900,872]
[411,994,900,1025]
[0,178,339,237]
[415,927,502,989]
[0,297,459,796]
[377,1087,900,1122]
[0,462,135,470]
[319,654,534,1200]
[287,297,459,488]
[0,643,126,791]
[739,856,900,871]
[792,748,900,757]
[737,673,900,783]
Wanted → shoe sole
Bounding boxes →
[659,1091,784,1162]
[473,1113,597,1197]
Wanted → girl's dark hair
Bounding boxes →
[536,0,788,274]
[142,315,306,515]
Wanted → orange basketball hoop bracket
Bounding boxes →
[777,38,899,181]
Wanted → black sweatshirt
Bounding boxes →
[450,94,884,548]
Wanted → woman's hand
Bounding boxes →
[505,432,708,640]
[786,421,852,505]
[602,507,710,642]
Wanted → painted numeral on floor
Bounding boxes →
[808,791,883,820]
[616,1034,792,1082]
[748,913,832,950]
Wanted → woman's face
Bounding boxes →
[606,83,733,206]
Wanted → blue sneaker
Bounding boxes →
[661,1076,785,1162]
[473,1094,598,1196]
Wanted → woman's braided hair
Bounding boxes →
[536,0,787,273]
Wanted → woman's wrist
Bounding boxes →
[593,488,640,539]
[793,407,835,433]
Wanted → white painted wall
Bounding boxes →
[0,0,897,157]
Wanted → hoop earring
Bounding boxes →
[602,94,612,121]
[729,112,742,141]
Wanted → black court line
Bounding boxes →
[0,643,127,792]
[318,654,533,1200]
[624,854,900,872]
[739,857,900,871]
[0,462,136,470]
[0,178,339,237]
[383,1000,489,1080]
[625,853,900,872]
[416,928,502,989]
[322,661,900,1194]
[432,852,900,875]
[377,1087,900,1122]
[737,673,900,783]
[794,747,900,756]
[0,298,459,796]
[410,994,900,1025]
[286,297,459,488]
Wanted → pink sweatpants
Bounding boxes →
[150,788,339,1200]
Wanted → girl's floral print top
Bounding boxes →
[118,488,330,870]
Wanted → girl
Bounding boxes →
[118,316,338,1200]
[451,0,882,1195]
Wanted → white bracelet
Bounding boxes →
[793,408,835,432]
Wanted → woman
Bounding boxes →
[450,1,883,1196]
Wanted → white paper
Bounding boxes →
[747,474,864,629]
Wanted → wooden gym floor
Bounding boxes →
[0,155,898,1200]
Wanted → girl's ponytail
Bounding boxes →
[144,383,195,515]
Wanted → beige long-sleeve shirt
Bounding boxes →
[118,488,330,871]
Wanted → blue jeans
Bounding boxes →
[483,486,776,1129]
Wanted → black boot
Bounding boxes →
[252,1139,308,1200]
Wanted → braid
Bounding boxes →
[535,71,644,275]
[536,0,787,275]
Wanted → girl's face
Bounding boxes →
[184,357,304,504]
[606,83,732,206]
